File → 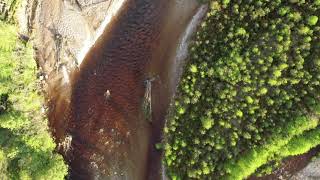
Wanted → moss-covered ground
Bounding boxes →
[0,2,68,179]
[164,0,320,179]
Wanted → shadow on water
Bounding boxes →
[47,0,206,179]
[146,2,207,179]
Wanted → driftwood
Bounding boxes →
[142,77,156,122]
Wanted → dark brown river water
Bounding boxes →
[46,0,204,179]
[69,1,167,179]
[44,1,320,179]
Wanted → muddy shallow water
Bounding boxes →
[47,0,205,179]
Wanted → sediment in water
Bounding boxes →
[67,1,170,179]
[47,0,206,179]
[145,2,207,179]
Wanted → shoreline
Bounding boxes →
[47,0,205,179]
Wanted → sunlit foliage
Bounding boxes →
[164,0,320,179]
[0,18,68,179]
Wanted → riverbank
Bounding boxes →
[50,0,204,179]
[146,2,207,179]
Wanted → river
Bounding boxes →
[47,0,206,179]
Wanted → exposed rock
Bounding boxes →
[21,0,128,178]
[291,158,320,180]
[19,0,320,179]
[22,0,204,179]
[0,0,17,21]
[23,0,124,77]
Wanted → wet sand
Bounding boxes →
[47,0,204,179]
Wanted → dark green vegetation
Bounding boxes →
[164,0,320,179]
[0,2,68,179]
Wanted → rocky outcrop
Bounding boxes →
[21,0,129,178]
[291,158,320,180]
[22,0,124,79]
[0,0,18,21]
[20,0,320,179]
[62,1,203,179]
[22,0,203,179]
[21,0,126,149]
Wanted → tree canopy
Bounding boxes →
[164,0,320,179]
[0,9,68,180]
